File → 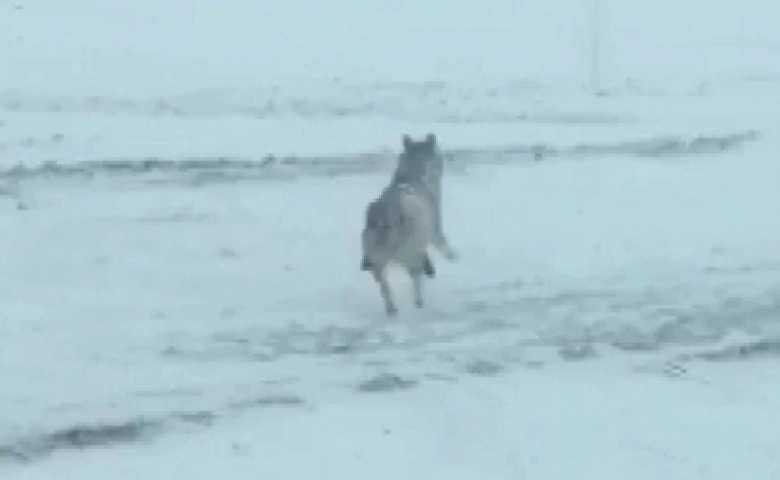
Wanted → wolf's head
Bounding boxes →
[401,133,438,159]
[397,134,442,184]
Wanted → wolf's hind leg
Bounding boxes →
[411,271,424,308]
[409,255,432,309]
[422,253,435,278]
[373,268,397,316]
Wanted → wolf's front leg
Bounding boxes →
[432,196,457,261]
[433,233,458,261]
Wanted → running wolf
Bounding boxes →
[390,133,457,261]
[360,134,455,316]
[360,181,436,316]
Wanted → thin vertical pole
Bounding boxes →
[589,0,603,93]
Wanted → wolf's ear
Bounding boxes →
[402,134,412,151]
[425,133,437,148]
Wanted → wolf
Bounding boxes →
[360,181,436,316]
[359,134,456,316]
[389,133,457,261]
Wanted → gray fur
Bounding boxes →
[390,133,457,260]
[360,133,455,316]
[361,182,434,316]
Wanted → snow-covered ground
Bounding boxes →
[3,0,780,478]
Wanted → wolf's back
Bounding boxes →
[361,183,433,268]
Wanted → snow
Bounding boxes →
[8,363,780,480]
[3,0,780,478]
